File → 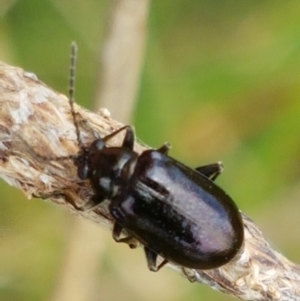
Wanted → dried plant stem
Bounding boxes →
[94,0,149,122]
[0,62,300,301]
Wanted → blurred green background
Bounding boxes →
[1,1,300,300]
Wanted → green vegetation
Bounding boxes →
[1,1,300,300]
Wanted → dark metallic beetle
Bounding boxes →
[68,43,244,272]
[74,126,244,271]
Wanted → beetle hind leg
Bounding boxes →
[195,162,223,181]
[144,247,168,271]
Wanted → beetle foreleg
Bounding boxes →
[195,162,224,181]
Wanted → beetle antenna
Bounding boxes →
[69,42,84,150]
[12,43,85,164]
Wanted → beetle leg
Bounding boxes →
[182,268,200,283]
[79,194,106,211]
[144,247,168,271]
[62,191,106,211]
[121,126,135,150]
[156,142,171,155]
[112,223,139,248]
[102,126,135,150]
[195,162,223,181]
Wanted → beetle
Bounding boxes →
[74,126,244,272]
[66,43,244,273]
